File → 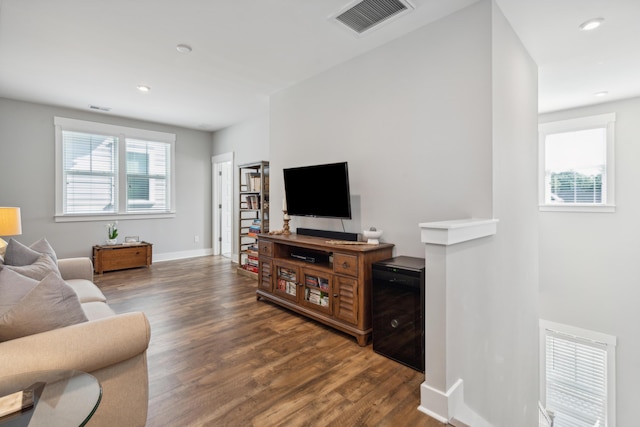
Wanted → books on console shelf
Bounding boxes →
[305,288,329,306]
[278,268,296,281]
[304,276,329,290]
[278,279,297,296]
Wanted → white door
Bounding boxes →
[212,153,233,257]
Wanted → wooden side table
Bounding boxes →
[92,242,152,274]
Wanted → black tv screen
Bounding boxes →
[283,162,352,219]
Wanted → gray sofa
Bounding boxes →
[0,257,151,426]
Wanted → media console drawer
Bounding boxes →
[93,242,152,274]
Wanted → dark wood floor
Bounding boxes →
[94,256,444,427]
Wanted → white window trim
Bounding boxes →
[54,117,176,222]
[539,319,617,427]
[538,113,616,213]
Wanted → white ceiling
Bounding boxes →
[0,0,638,131]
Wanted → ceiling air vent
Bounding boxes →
[332,0,414,35]
[89,105,111,112]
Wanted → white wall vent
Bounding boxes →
[332,0,414,36]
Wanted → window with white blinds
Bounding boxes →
[538,113,616,213]
[55,117,175,220]
[126,139,170,212]
[540,320,616,427]
[62,131,118,214]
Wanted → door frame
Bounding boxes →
[212,152,234,256]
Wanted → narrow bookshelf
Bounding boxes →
[237,161,269,278]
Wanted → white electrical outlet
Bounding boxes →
[194,235,199,242]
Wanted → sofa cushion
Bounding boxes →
[0,272,88,342]
[0,267,39,315]
[66,279,107,303]
[3,254,60,281]
[2,238,57,266]
[81,301,116,321]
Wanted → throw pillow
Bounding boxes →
[0,272,88,342]
[29,238,58,264]
[3,254,60,281]
[3,238,57,266]
[0,267,39,315]
[2,239,40,266]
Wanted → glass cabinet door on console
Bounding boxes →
[274,260,299,302]
[301,268,332,315]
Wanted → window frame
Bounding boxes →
[538,113,616,213]
[539,319,617,427]
[54,117,176,222]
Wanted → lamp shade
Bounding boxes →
[0,207,22,236]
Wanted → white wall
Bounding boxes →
[212,114,270,259]
[539,96,640,426]
[270,2,494,258]
[269,1,539,425]
[0,97,213,259]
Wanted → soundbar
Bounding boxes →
[296,228,359,242]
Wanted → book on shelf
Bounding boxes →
[245,172,262,192]
[286,281,297,296]
[244,195,260,210]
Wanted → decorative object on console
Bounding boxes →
[363,227,383,244]
[282,210,291,235]
[105,221,118,245]
[0,207,22,257]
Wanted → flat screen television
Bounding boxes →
[283,162,352,219]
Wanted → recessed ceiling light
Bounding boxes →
[579,18,604,31]
[594,91,609,97]
[137,85,151,92]
[176,44,192,54]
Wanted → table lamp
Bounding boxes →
[0,207,22,256]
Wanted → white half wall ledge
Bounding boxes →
[419,218,499,246]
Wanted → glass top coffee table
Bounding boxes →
[0,370,101,427]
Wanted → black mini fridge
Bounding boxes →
[372,256,425,372]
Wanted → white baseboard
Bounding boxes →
[153,248,214,262]
[418,379,464,423]
[450,403,493,427]
[418,379,493,427]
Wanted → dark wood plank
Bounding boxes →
[94,256,446,427]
